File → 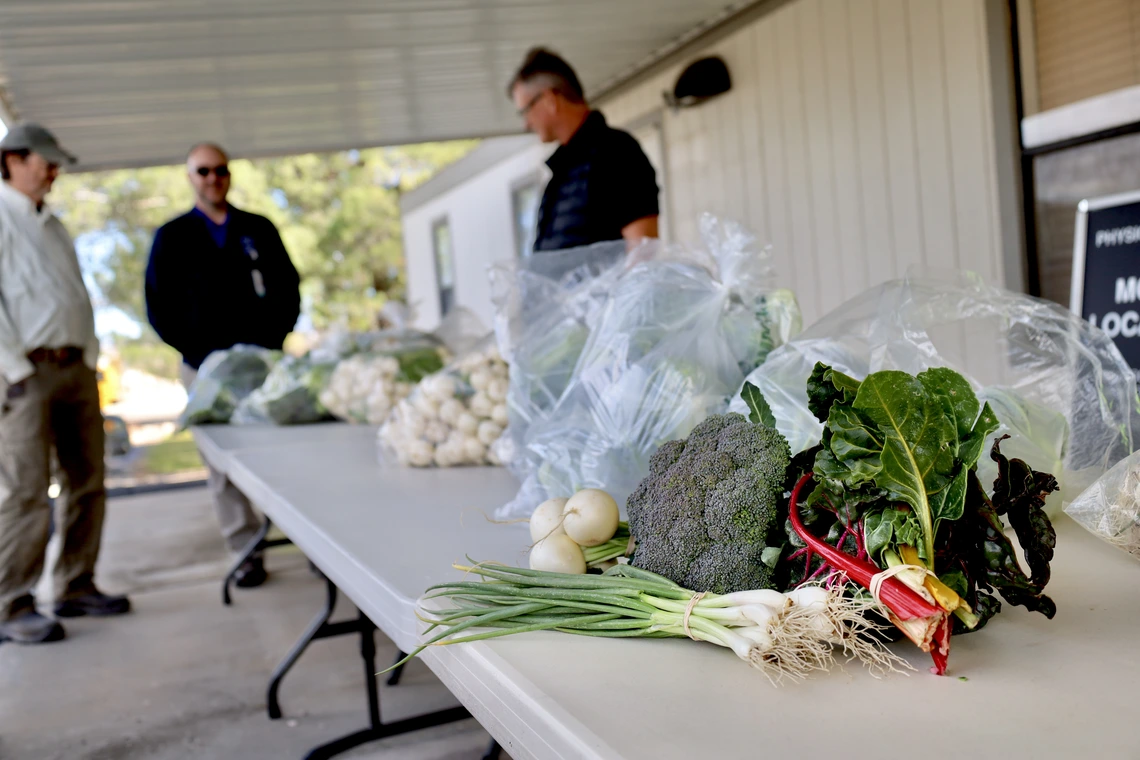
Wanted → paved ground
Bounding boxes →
[0,487,499,760]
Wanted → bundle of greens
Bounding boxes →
[782,364,1058,674]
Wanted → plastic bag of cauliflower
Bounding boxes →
[378,340,510,467]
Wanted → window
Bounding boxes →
[511,179,541,258]
[432,218,456,316]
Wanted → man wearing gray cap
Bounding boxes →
[0,123,130,644]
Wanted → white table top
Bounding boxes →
[193,424,1140,760]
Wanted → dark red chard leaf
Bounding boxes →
[988,437,1058,588]
[961,440,1058,618]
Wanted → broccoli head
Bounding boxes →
[626,413,791,594]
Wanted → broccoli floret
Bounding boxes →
[626,413,791,594]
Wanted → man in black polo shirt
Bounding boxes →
[509,48,659,252]
[145,143,300,589]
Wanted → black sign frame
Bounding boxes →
[1070,188,1140,372]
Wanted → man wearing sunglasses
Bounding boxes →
[145,143,300,588]
[0,123,131,644]
[509,48,659,253]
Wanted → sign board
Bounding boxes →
[1070,189,1140,371]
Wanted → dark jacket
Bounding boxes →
[144,207,301,369]
[534,111,659,252]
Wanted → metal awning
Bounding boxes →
[0,0,752,171]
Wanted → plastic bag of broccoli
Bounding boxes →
[488,240,627,475]
[231,355,337,426]
[180,345,280,426]
[495,215,801,518]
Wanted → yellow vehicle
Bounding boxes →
[96,352,122,409]
[96,352,130,457]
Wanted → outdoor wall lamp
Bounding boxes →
[663,56,732,109]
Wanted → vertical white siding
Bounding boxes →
[599,0,1017,325]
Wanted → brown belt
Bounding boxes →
[27,346,84,366]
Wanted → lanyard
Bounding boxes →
[241,236,266,298]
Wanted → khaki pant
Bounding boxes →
[0,360,105,622]
[180,364,262,555]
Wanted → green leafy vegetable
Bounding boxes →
[789,364,1058,643]
[810,365,999,566]
[741,381,777,428]
[936,437,1058,627]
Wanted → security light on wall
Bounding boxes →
[663,56,732,109]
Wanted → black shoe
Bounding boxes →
[53,589,132,618]
[234,556,268,588]
[0,611,66,643]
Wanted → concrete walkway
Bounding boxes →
[0,488,500,760]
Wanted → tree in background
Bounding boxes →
[52,141,476,377]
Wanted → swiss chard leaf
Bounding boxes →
[988,437,1058,588]
[918,368,978,450]
[963,467,1057,618]
[807,363,860,423]
[812,366,998,567]
[740,382,777,429]
[864,506,923,563]
[847,371,958,562]
[935,439,1058,622]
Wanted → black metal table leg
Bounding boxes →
[222,516,270,606]
[385,650,408,686]
[267,576,339,720]
[299,607,472,760]
[222,515,293,606]
[482,739,504,760]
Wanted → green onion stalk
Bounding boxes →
[582,523,631,567]
[387,562,910,684]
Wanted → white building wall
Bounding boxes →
[403,139,550,331]
[600,0,1020,326]
[401,0,1021,330]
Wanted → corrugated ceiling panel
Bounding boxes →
[0,0,753,169]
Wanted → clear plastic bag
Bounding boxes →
[180,345,280,426]
[489,240,627,472]
[1065,449,1140,560]
[496,215,801,518]
[729,270,1137,514]
[319,344,445,425]
[432,305,490,358]
[377,339,510,467]
[231,355,337,426]
[308,327,445,365]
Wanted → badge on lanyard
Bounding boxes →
[242,236,266,298]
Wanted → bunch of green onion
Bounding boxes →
[389,561,909,684]
[583,524,631,567]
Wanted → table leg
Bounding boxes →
[300,607,472,760]
[482,739,504,760]
[222,515,294,606]
[384,650,408,686]
[268,576,340,720]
